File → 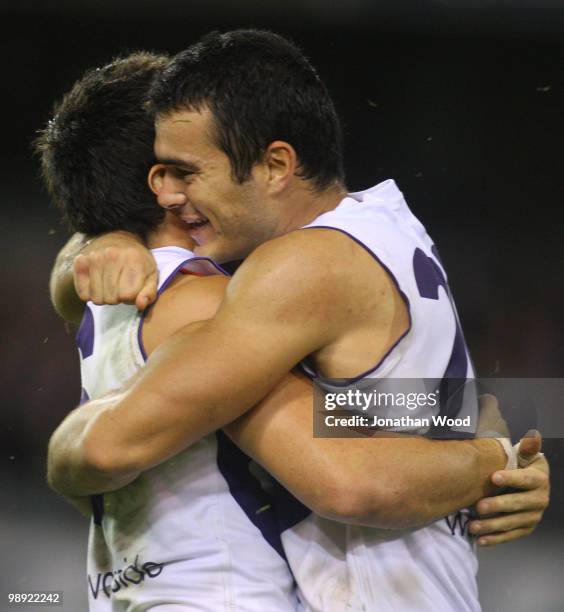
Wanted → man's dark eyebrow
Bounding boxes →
[156,157,199,171]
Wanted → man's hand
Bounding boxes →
[469,431,550,546]
[74,231,157,311]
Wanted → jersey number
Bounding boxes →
[412,247,472,430]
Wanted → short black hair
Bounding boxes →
[148,30,345,191]
[35,52,168,238]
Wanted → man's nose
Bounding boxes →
[148,164,188,210]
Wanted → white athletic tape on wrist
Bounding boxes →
[494,438,544,470]
[496,437,518,470]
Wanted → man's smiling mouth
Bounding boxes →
[181,216,212,246]
[182,216,209,230]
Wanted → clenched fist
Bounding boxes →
[73,231,158,311]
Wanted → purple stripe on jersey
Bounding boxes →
[137,309,149,363]
[412,246,474,434]
[76,304,95,359]
[157,256,228,297]
[413,246,470,381]
[91,494,104,527]
[215,431,288,559]
[270,481,310,534]
[80,387,90,405]
[298,225,412,385]
[137,256,229,361]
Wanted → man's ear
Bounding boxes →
[262,140,297,194]
[148,164,167,196]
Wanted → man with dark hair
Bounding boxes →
[145,29,346,265]
[38,52,167,240]
[37,53,302,610]
[39,49,512,611]
[46,32,549,611]
[36,52,170,325]
[150,30,344,191]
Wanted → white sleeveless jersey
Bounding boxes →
[279,181,481,612]
[76,246,299,612]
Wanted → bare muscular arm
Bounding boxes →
[226,371,503,529]
[50,233,89,325]
[49,235,506,529]
[48,229,548,537]
[51,229,491,473]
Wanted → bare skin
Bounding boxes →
[49,256,540,531]
[50,233,549,543]
[49,108,549,545]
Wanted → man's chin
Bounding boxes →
[193,242,225,263]
[192,243,209,257]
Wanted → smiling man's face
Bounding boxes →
[152,107,280,263]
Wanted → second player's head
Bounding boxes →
[36,52,168,239]
[147,30,346,263]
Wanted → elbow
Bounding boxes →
[80,431,141,478]
[46,452,65,496]
[81,437,121,475]
[310,472,416,529]
[46,432,73,495]
[47,429,138,497]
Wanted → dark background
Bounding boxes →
[1,1,563,610]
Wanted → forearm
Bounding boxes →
[48,285,309,495]
[47,396,140,497]
[360,436,507,528]
[225,374,507,529]
[235,431,505,530]
[50,233,87,325]
[74,319,298,475]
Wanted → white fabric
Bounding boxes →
[79,246,299,612]
[498,437,518,470]
[282,180,481,612]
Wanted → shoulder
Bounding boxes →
[159,273,229,313]
[228,228,396,315]
[142,273,229,354]
[244,227,358,271]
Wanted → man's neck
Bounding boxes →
[277,181,348,235]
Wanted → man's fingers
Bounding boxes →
[84,251,105,304]
[472,432,549,547]
[101,247,122,305]
[476,527,534,548]
[73,245,157,306]
[491,462,549,491]
[119,265,150,304]
[119,247,158,306]
[476,487,548,515]
[73,255,91,301]
[469,511,541,536]
[135,270,159,311]
[518,429,542,460]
